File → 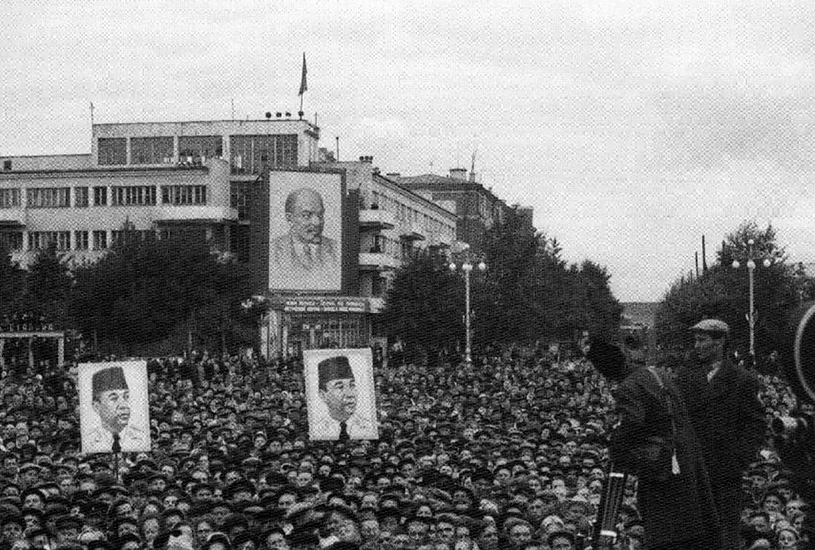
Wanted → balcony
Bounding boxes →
[359,252,401,271]
[368,297,386,313]
[153,206,239,224]
[359,208,395,229]
[400,222,425,241]
[0,208,25,227]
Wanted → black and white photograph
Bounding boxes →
[302,348,378,441]
[78,361,151,453]
[1,2,815,549]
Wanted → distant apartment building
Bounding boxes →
[394,168,533,252]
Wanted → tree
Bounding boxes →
[20,243,71,327]
[379,248,463,361]
[382,207,623,357]
[69,230,251,355]
[655,221,809,360]
[0,242,25,322]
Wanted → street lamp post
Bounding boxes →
[732,239,773,362]
[449,252,486,365]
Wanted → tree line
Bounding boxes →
[0,230,253,358]
[380,208,623,360]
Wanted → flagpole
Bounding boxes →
[298,52,307,119]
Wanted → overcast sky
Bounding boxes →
[2,0,814,302]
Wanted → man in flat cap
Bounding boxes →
[676,319,766,550]
[84,366,147,453]
[312,356,374,441]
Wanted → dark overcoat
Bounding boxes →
[611,367,722,549]
[675,360,766,549]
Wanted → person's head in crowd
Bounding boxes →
[762,489,786,517]
[504,518,534,548]
[55,514,83,544]
[0,513,25,544]
[405,516,430,546]
[276,490,298,512]
[261,527,289,550]
[138,513,163,548]
[776,525,800,549]
[748,511,773,533]
[162,509,185,531]
[546,530,575,550]
[432,514,456,545]
[475,522,499,550]
[26,526,54,550]
[359,516,380,544]
[376,508,401,535]
[21,488,45,510]
[690,319,730,365]
[22,507,44,531]
[231,531,255,550]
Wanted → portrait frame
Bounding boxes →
[78,361,151,454]
[303,348,378,441]
[268,170,345,292]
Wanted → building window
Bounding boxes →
[111,229,152,245]
[179,136,223,164]
[0,188,21,208]
[229,134,298,174]
[74,187,89,207]
[131,137,174,165]
[161,185,206,205]
[98,138,127,165]
[2,160,11,171]
[26,188,70,208]
[92,230,108,250]
[28,231,70,251]
[74,231,89,250]
[112,186,157,206]
[0,232,23,251]
[93,186,107,206]
[230,181,250,220]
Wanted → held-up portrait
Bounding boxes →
[79,361,151,453]
[303,348,378,441]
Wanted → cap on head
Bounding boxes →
[689,319,730,337]
[92,367,129,398]
[317,356,353,390]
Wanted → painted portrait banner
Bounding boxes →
[79,361,151,453]
[268,171,344,292]
[303,348,378,441]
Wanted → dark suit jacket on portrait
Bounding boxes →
[269,233,340,286]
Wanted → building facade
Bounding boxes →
[395,168,533,253]
[0,121,456,358]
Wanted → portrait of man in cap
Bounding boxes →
[269,182,342,291]
[80,362,150,454]
[304,349,378,441]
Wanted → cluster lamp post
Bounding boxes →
[731,238,774,362]
[449,251,486,365]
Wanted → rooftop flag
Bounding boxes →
[299,53,308,96]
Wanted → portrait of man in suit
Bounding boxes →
[81,364,150,453]
[270,187,340,288]
[305,350,378,441]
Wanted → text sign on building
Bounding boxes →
[283,297,368,313]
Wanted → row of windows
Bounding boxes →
[370,190,456,244]
[0,185,207,208]
[2,229,159,251]
[97,134,297,172]
[0,188,20,208]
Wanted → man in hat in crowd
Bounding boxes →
[676,319,766,550]
[84,367,148,453]
[311,356,374,441]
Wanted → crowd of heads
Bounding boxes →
[0,346,808,550]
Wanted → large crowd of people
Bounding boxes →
[0,346,808,550]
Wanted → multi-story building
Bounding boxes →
[394,168,533,252]
[0,120,456,358]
